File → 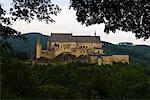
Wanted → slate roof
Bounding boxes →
[49,33,101,43]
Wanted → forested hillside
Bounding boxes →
[7,32,49,58]
[102,41,150,65]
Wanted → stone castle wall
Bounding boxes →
[41,50,55,59]
[112,55,129,64]
[35,35,129,65]
[98,56,113,65]
[97,55,129,65]
[50,42,102,49]
[48,41,102,57]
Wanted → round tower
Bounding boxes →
[35,38,41,59]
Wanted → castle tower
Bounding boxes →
[47,39,51,50]
[35,38,41,59]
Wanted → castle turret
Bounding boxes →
[35,38,41,59]
[47,39,51,50]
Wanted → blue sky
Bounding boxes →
[52,0,70,6]
[0,0,150,45]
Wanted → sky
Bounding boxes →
[0,0,150,45]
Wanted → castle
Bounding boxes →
[35,33,129,65]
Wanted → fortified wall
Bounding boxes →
[35,33,129,65]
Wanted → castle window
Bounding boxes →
[83,46,85,48]
[54,43,57,46]
[86,46,87,48]
[54,43,59,48]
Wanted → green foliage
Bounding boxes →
[1,58,40,99]
[0,0,61,30]
[1,58,150,99]
[70,0,150,39]
[11,51,29,60]
[0,48,29,61]
[100,64,150,99]
[0,0,60,50]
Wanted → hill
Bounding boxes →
[102,41,150,64]
[6,33,150,64]
[7,32,49,58]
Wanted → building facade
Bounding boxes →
[35,33,129,65]
[36,33,103,59]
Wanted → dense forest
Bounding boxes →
[1,51,150,99]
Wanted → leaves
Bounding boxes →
[70,0,150,39]
[0,0,61,50]
[9,0,61,23]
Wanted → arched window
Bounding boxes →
[54,43,59,48]
[54,43,57,46]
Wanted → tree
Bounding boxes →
[0,0,60,49]
[70,0,150,39]
[1,59,40,99]
[0,0,61,37]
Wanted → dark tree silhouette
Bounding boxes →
[0,0,60,35]
[0,0,60,48]
[70,0,150,39]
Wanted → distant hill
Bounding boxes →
[7,32,49,58]
[6,33,150,64]
[102,41,150,64]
